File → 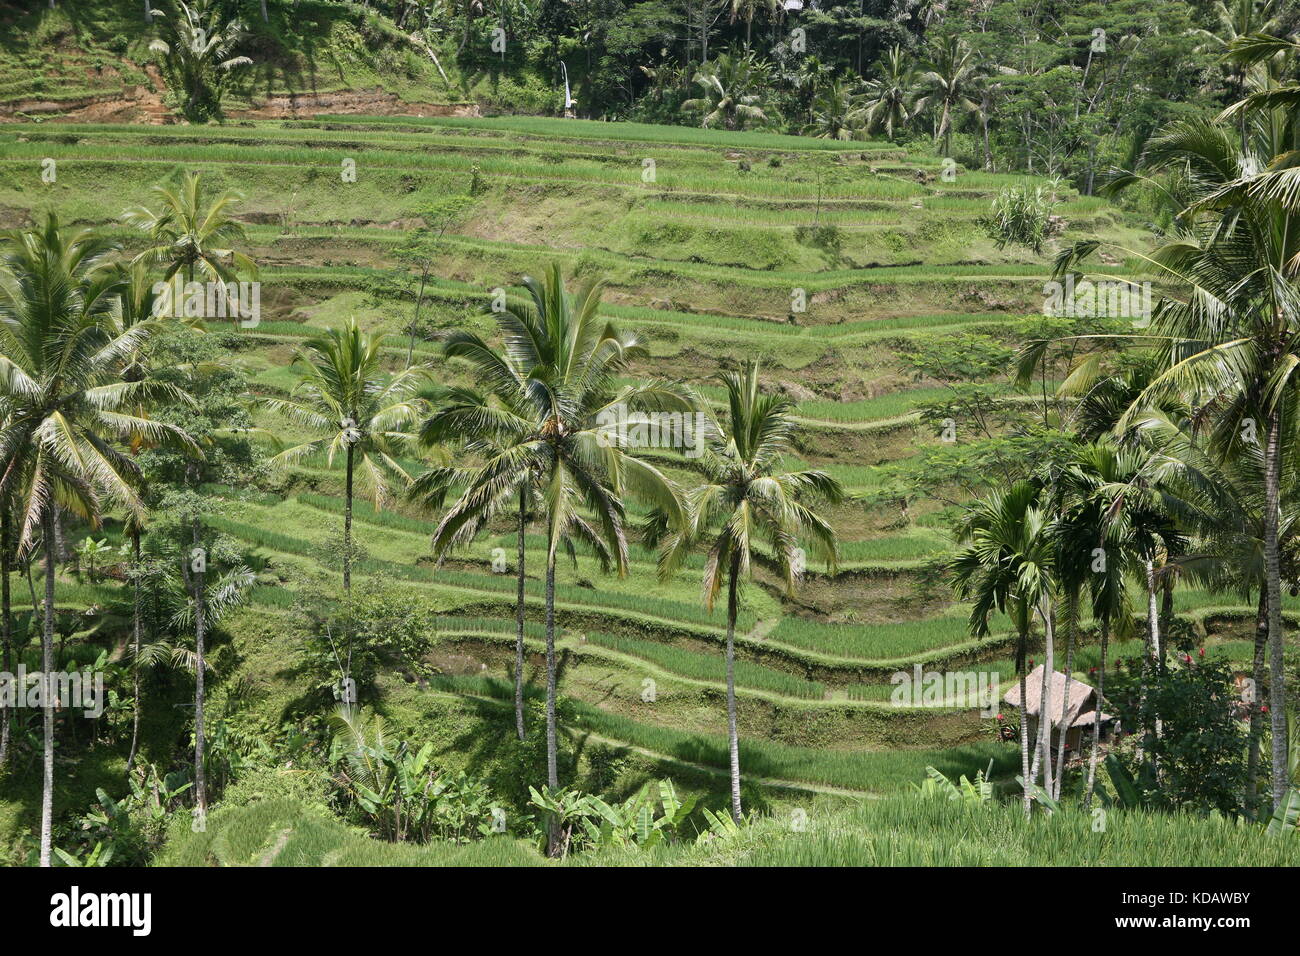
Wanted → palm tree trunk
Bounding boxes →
[1036,599,1055,798]
[405,266,429,370]
[192,520,207,819]
[1017,636,1031,818]
[0,508,11,770]
[544,548,557,790]
[343,443,354,697]
[1247,589,1267,813]
[1143,556,1160,775]
[1264,405,1289,809]
[544,547,560,857]
[514,486,527,741]
[126,527,143,771]
[39,510,56,867]
[1053,591,1077,800]
[726,551,743,823]
[1083,618,1109,809]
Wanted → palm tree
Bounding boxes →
[413,384,535,741]
[428,265,687,850]
[682,53,770,131]
[860,46,917,142]
[655,362,841,822]
[0,214,189,866]
[267,318,425,689]
[0,496,12,770]
[148,0,253,121]
[121,170,257,297]
[1193,0,1281,146]
[1130,408,1300,810]
[729,0,776,50]
[1052,112,1300,808]
[950,481,1056,816]
[915,37,982,157]
[804,77,868,141]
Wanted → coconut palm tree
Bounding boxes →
[412,384,536,741]
[729,0,776,50]
[0,497,12,769]
[148,0,253,121]
[1049,110,1300,807]
[914,37,982,157]
[860,45,917,141]
[267,318,425,688]
[121,169,257,298]
[0,213,190,866]
[655,362,841,823]
[427,265,688,851]
[950,480,1056,815]
[682,52,770,131]
[803,77,868,141]
[1128,407,1300,810]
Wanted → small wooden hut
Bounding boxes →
[1002,665,1118,757]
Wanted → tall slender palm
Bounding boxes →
[860,46,917,141]
[915,37,982,157]
[428,265,687,851]
[267,318,425,689]
[121,170,257,294]
[1113,118,1297,806]
[1130,407,1300,808]
[1052,111,1300,807]
[0,495,11,769]
[412,384,536,741]
[950,481,1056,816]
[656,362,841,823]
[1059,442,1149,806]
[108,258,171,771]
[0,214,188,865]
[729,0,776,50]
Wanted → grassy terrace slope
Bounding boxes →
[0,113,1290,806]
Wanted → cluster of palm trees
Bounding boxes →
[0,170,842,860]
[952,56,1300,814]
[0,167,261,865]
[408,264,841,848]
[676,39,992,158]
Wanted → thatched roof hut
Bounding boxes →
[1003,666,1117,748]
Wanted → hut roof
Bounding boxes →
[1003,665,1114,729]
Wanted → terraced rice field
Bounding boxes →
[0,113,1284,798]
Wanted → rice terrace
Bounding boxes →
[0,0,1297,892]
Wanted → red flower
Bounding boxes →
[1198,647,1205,657]
[996,713,1004,721]
[1262,705,1270,714]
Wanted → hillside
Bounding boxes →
[0,109,1294,869]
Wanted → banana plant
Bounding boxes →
[915,764,994,804]
[1266,789,1300,835]
[71,537,114,583]
[52,842,115,867]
